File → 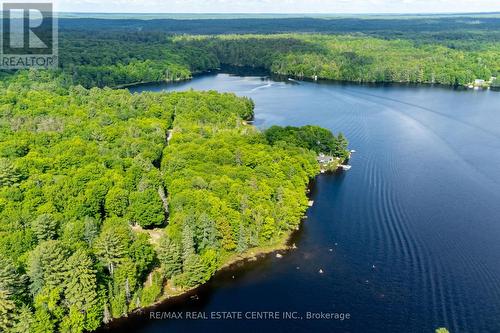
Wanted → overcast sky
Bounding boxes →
[56,0,500,14]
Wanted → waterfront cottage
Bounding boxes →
[317,153,334,164]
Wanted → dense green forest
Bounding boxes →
[54,27,499,88]
[58,32,212,88]
[58,15,500,46]
[179,34,499,86]
[0,69,348,332]
[265,125,350,160]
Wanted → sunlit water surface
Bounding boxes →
[114,72,500,333]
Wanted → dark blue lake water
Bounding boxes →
[121,72,500,333]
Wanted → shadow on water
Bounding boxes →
[123,70,500,333]
[98,176,323,332]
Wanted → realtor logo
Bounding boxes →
[1,2,58,69]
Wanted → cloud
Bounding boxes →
[56,0,500,14]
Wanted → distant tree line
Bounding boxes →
[51,29,500,88]
[57,16,500,47]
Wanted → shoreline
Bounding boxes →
[100,235,302,331]
[118,64,497,93]
[112,69,221,90]
[100,178,316,330]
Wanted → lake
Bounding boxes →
[118,71,500,332]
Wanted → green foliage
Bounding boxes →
[178,34,500,87]
[59,306,85,333]
[93,221,130,275]
[0,289,16,332]
[82,217,100,246]
[0,158,23,187]
[109,292,127,319]
[32,214,59,242]
[10,305,34,333]
[33,287,65,333]
[140,271,164,306]
[157,235,182,278]
[128,189,165,228]
[64,250,99,318]
[0,255,28,305]
[265,125,349,158]
[156,91,319,289]
[57,28,498,88]
[129,234,156,279]
[176,253,206,288]
[32,307,56,333]
[0,17,497,332]
[27,241,70,296]
[59,34,196,88]
[105,187,129,217]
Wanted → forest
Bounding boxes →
[0,69,347,332]
[58,15,500,46]
[265,125,350,160]
[180,34,499,86]
[53,25,500,88]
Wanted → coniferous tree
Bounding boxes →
[181,253,206,288]
[32,214,59,242]
[0,158,22,187]
[93,228,128,276]
[64,250,99,315]
[181,223,195,262]
[60,306,85,333]
[0,288,16,332]
[236,222,248,253]
[27,240,70,295]
[112,258,138,309]
[157,236,182,278]
[11,305,34,333]
[83,217,100,246]
[32,307,55,333]
[0,255,28,303]
[198,213,218,251]
[0,81,330,331]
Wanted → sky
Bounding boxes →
[56,0,500,14]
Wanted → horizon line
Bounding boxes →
[56,11,500,15]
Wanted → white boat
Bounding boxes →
[340,165,352,171]
[350,149,356,153]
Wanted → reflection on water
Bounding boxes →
[115,72,500,333]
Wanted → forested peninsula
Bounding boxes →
[0,70,348,332]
